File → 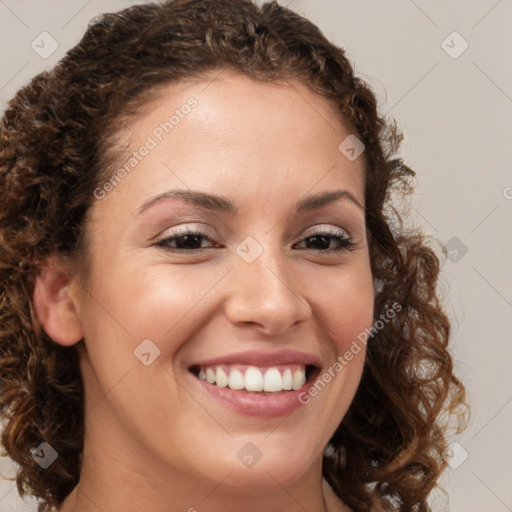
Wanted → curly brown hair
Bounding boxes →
[0,1,468,511]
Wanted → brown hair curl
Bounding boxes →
[0,1,468,511]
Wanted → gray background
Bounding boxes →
[1,1,511,511]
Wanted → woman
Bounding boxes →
[0,1,468,511]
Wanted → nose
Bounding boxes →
[224,247,312,336]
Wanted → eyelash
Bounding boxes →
[155,226,355,254]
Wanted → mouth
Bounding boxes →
[185,350,323,417]
[188,363,320,394]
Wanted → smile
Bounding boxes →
[190,364,317,393]
[186,350,322,417]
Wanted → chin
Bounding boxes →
[193,442,318,491]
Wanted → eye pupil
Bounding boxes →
[306,235,330,250]
[175,234,203,249]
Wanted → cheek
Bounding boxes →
[80,261,228,356]
[125,265,230,338]
[311,261,375,353]
[294,262,374,446]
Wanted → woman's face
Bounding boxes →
[71,71,374,491]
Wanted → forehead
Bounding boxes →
[115,70,358,160]
[94,71,366,218]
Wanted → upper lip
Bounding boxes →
[189,349,322,368]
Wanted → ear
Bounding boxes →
[33,255,84,346]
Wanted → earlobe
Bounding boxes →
[33,256,84,346]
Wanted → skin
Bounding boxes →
[34,70,375,512]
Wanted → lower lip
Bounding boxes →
[189,372,313,418]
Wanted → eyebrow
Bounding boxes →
[137,188,365,216]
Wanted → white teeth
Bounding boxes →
[228,369,245,390]
[282,368,292,390]
[292,369,306,390]
[195,364,309,393]
[244,366,263,391]
[263,367,283,392]
[215,368,228,388]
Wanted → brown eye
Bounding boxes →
[156,229,218,251]
[293,228,355,253]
